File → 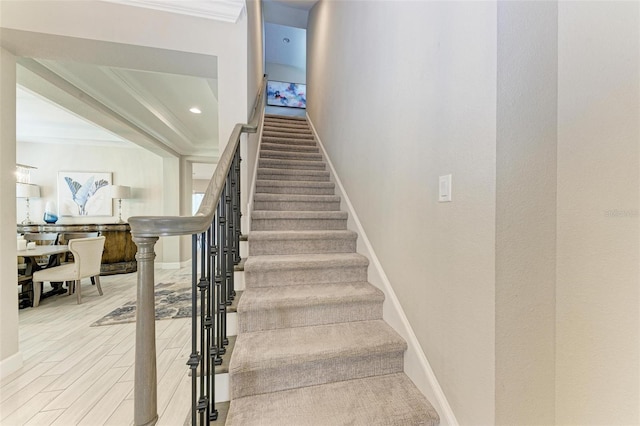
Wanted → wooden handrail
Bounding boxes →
[129,75,267,426]
[128,77,266,238]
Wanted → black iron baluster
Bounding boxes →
[233,147,242,269]
[216,197,228,354]
[221,178,230,346]
[198,232,210,425]
[188,234,200,426]
[225,169,234,311]
[211,216,223,366]
[202,229,217,423]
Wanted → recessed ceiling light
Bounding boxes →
[190,107,202,114]
[283,37,290,44]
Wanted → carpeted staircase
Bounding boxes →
[225,115,439,425]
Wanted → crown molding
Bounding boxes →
[102,0,245,23]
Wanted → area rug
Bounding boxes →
[91,281,195,326]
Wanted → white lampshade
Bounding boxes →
[110,185,131,199]
[16,183,40,199]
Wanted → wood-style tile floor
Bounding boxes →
[1,265,194,426]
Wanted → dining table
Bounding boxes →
[18,245,70,303]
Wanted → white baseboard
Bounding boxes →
[158,262,183,270]
[307,114,458,426]
[215,373,230,403]
[227,312,237,337]
[234,270,245,291]
[0,351,23,380]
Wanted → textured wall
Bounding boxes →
[307,2,498,424]
[496,2,558,423]
[556,2,640,424]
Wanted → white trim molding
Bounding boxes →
[0,351,23,380]
[102,0,245,23]
[307,114,459,426]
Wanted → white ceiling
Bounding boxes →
[17,58,219,156]
[17,86,130,147]
[14,0,317,180]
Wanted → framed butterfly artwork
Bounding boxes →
[57,171,112,217]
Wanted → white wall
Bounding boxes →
[307,2,497,424]
[495,2,557,423]
[245,0,265,231]
[556,2,639,424]
[0,48,22,378]
[265,62,305,85]
[308,1,640,424]
[262,0,309,30]
[16,142,164,226]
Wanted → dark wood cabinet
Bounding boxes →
[17,223,137,275]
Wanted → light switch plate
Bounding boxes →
[438,174,452,202]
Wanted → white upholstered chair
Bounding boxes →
[32,236,106,307]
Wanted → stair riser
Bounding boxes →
[254,200,341,211]
[238,301,383,333]
[230,350,404,399]
[261,143,319,153]
[251,218,348,231]
[261,137,317,146]
[245,265,367,288]
[260,151,323,161]
[263,131,314,140]
[255,185,335,196]
[257,171,330,182]
[263,126,312,134]
[258,159,326,171]
[264,119,308,126]
[249,237,356,256]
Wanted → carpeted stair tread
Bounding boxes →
[261,142,319,153]
[231,320,404,370]
[254,193,341,211]
[265,114,308,121]
[262,136,317,146]
[257,167,331,182]
[263,125,312,134]
[259,158,327,170]
[245,252,367,271]
[251,210,349,231]
[248,229,356,242]
[248,230,357,255]
[238,282,382,311]
[252,210,348,220]
[263,129,312,137]
[263,130,315,140]
[237,282,384,332]
[229,320,406,397]
[225,372,440,426]
[255,179,335,195]
[260,149,323,161]
[244,253,369,287]
[255,178,334,188]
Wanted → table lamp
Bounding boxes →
[110,185,131,223]
[16,183,40,224]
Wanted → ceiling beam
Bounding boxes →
[18,58,182,158]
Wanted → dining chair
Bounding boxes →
[60,231,100,246]
[32,236,106,307]
[23,232,60,268]
[60,232,101,285]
